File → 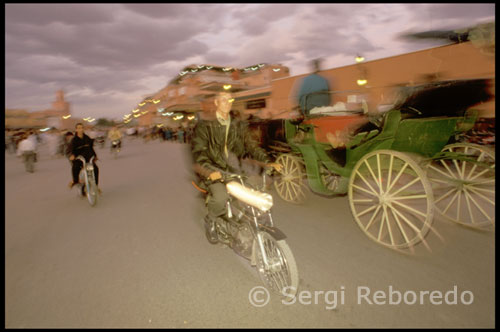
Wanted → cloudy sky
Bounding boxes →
[5,3,494,120]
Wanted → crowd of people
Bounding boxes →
[5,124,195,158]
[132,125,195,144]
[5,128,75,159]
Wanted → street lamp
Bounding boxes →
[355,54,367,86]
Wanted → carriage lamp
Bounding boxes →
[226,181,273,212]
[223,84,232,90]
[357,79,368,86]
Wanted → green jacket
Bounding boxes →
[191,117,270,181]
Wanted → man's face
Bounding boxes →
[76,125,84,135]
[215,92,233,116]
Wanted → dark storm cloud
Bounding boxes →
[6,7,210,71]
[123,4,225,19]
[425,3,494,21]
[5,3,115,25]
[405,3,495,29]
[232,4,300,35]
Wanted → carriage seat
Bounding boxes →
[345,110,402,149]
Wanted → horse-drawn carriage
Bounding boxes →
[258,78,495,250]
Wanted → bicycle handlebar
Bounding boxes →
[75,155,95,164]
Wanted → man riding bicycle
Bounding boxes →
[108,126,122,151]
[191,91,282,235]
[68,123,101,193]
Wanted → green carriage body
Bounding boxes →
[283,108,478,196]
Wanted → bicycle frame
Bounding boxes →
[76,155,97,204]
[209,167,279,269]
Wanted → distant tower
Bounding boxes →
[52,89,70,115]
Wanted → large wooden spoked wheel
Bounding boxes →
[273,154,308,204]
[427,143,495,229]
[348,150,435,249]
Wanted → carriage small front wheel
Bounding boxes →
[348,150,435,249]
[273,153,308,204]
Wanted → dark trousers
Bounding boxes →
[207,182,229,218]
[72,160,99,185]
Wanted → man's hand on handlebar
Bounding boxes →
[208,171,222,181]
[69,155,75,161]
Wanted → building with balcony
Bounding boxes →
[129,38,494,130]
[127,63,290,127]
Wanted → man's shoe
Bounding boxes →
[204,215,219,244]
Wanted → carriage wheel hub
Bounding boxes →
[379,194,392,205]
